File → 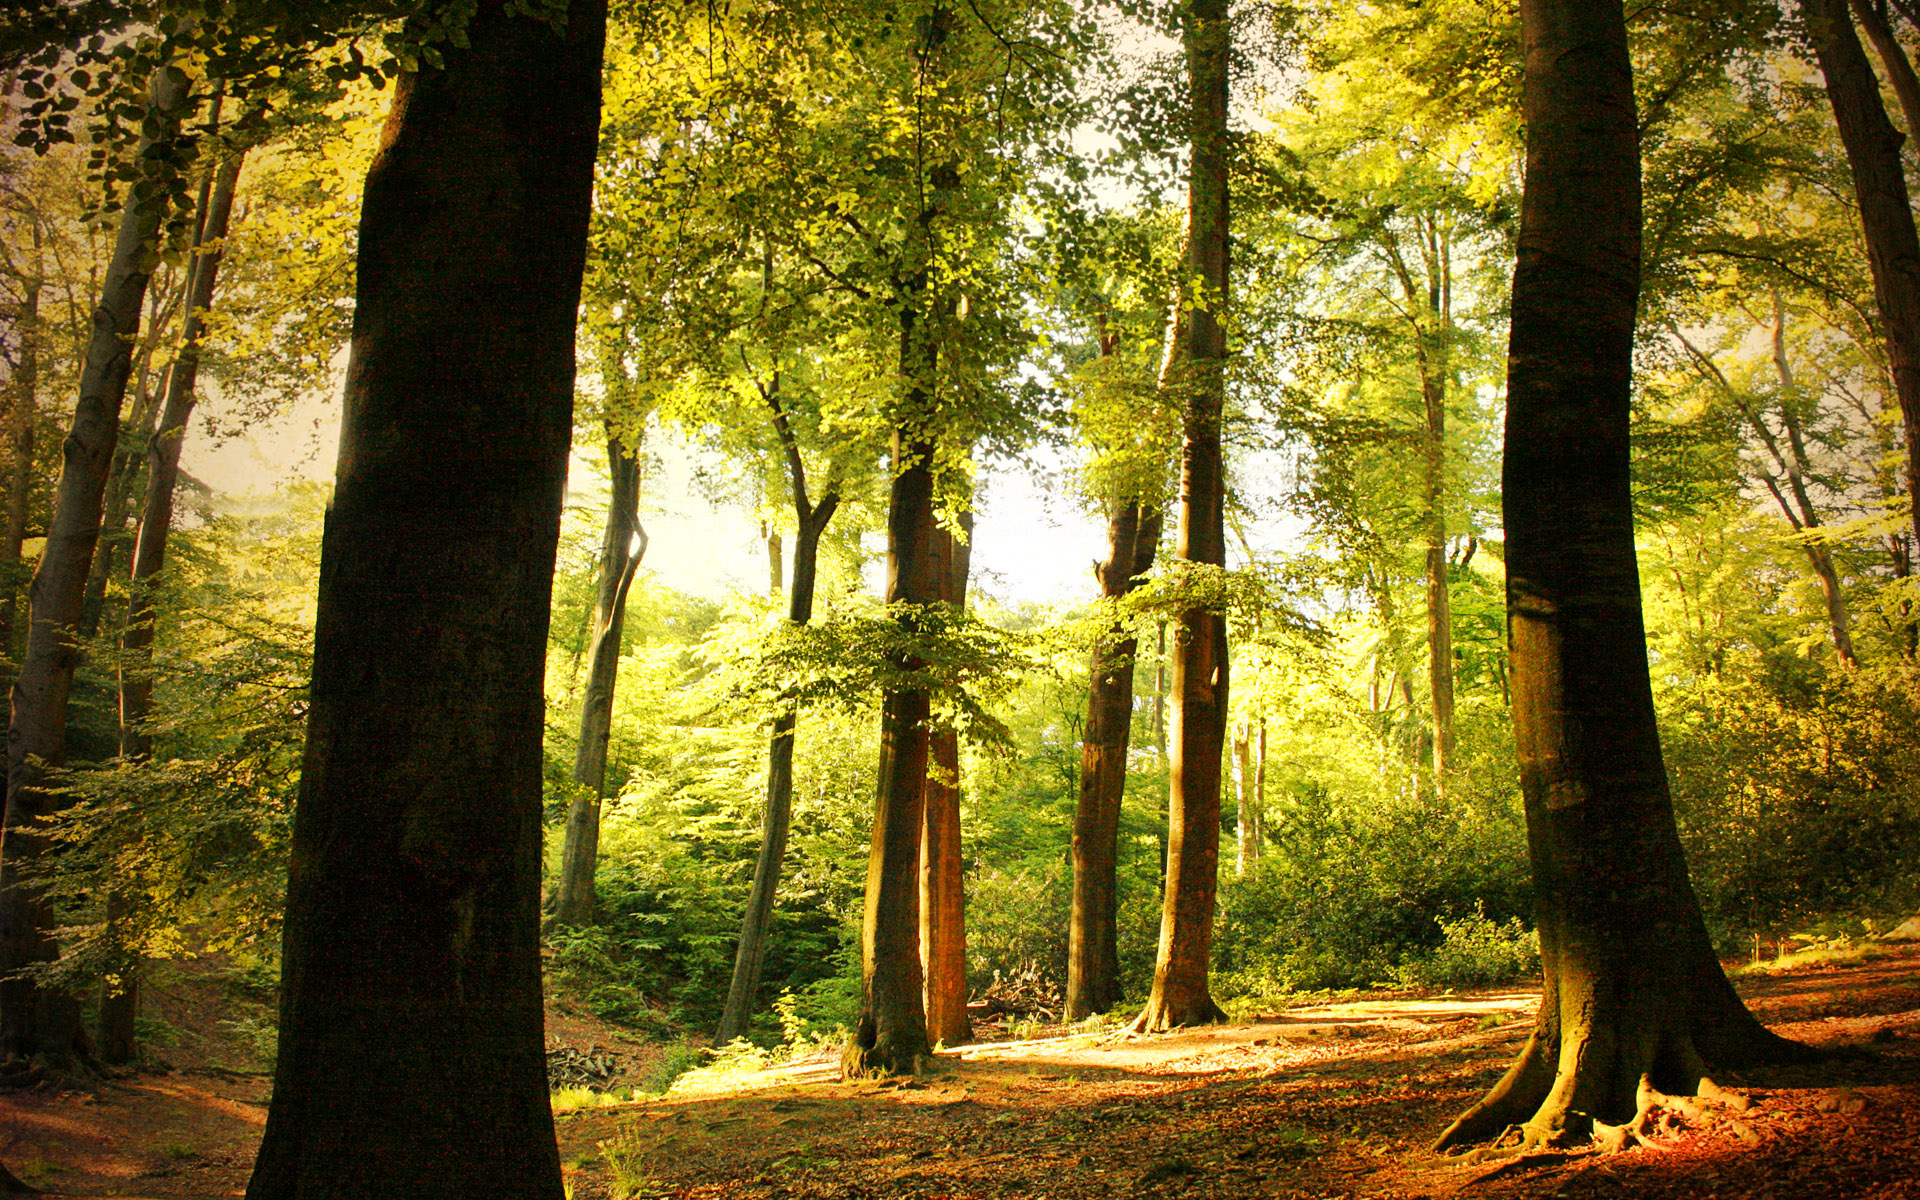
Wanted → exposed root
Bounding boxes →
[1589,1074,1759,1155]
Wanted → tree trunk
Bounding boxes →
[101,146,244,1065]
[243,4,603,1195]
[1802,0,1920,560]
[1232,722,1254,874]
[548,434,645,931]
[715,394,839,1045]
[852,415,939,1074]
[1849,0,1920,145]
[1066,500,1162,1022]
[0,64,191,1067]
[1252,717,1266,853]
[0,243,37,690]
[1136,0,1231,1034]
[921,511,973,1047]
[1436,0,1814,1150]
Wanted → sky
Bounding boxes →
[180,388,1118,610]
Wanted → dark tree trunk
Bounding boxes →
[0,246,37,690]
[1436,0,1813,1150]
[715,385,839,1046]
[243,4,604,1195]
[0,65,190,1067]
[1066,500,1161,1021]
[1136,0,1231,1034]
[548,434,644,931]
[852,419,938,1074]
[921,511,972,1047]
[101,147,244,1065]
[1802,0,1920,560]
[1849,0,1920,145]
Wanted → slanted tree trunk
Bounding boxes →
[921,512,972,1047]
[1136,0,1231,1033]
[0,238,38,688]
[715,383,840,1046]
[1436,0,1815,1149]
[548,433,645,931]
[1066,500,1161,1021]
[101,147,245,1065]
[1850,0,1920,144]
[1802,0,1920,561]
[0,64,191,1067]
[243,4,603,1195]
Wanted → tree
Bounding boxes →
[1799,0,1920,561]
[1435,0,1813,1149]
[549,425,646,930]
[1066,498,1160,1019]
[920,511,972,1046]
[1135,0,1231,1033]
[0,59,191,1065]
[243,1,605,1193]
[102,139,247,1063]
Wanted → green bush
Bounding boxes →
[1394,903,1540,990]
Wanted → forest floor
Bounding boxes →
[2,945,1917,1199]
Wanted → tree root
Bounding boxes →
[1588,1075,1756,1154]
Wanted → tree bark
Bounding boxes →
[1136,0,1231,1034]
[1436,0,1814,1150]
[0,235,38,691]
[1802,0,1920,560]
[243,4,603,1195]
[101,146,245,1065]
[1849,0,1920,145]
[715,386,840,1046]
[1066,501,1161,1021]
[852,415,939,1074]
[548,434,645,931]
[0,63,191,1066]
[921,511,972,1047]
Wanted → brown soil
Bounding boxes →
[5,947,1918,1199]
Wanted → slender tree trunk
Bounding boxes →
[1437,0,1813,1149]
[244,5,603,1195]
[1252,717,1266,854]
[1066,501,1161,1021]
[1802,0,1920,559]
[1137,0,1231,1033]
[548,435,645,931]
[1232,722,1254,874]
[1769,308,1859,668]
[767,528,783,595]
[1423,388,1455,783]
[715,388,840,1045]
[0,64,191,1066]
[101,147,244,1065]
[0,246,38,690]
[1849,0,1920,144]
[921,512,972,1046]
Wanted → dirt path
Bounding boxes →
[6,948,1918,1199]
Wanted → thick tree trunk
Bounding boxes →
[1137,0,1231,1034]
[852,417,939,1074]
[101,147,244,1065]
[921,512,973,1047]
[548,435,644,931]
[243,5,603,1196]
[1802,0,1920,559]
[0,64,190,1067]
[1437,0,1813,1150]
[1066,501,1161,1021]
[715,410,839,1045]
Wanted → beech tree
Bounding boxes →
[1136,0,1232,1033]
[0,60,191,1065]
[920,511,972,1046]
[1436,0,1814,1150]
[244,1,605,1194]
